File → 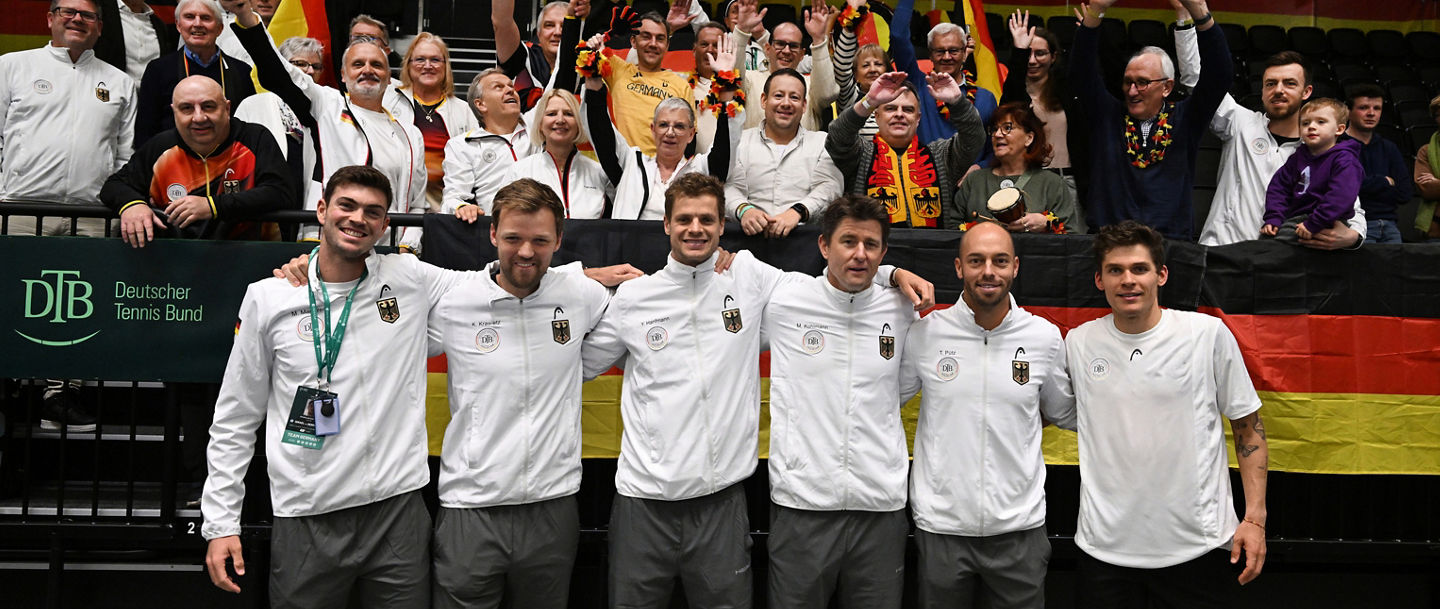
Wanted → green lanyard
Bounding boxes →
[306,247,368,388]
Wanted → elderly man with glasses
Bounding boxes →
[1070,0,1230,239]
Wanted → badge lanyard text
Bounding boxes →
[306,247,367,389]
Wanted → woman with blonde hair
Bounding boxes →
[497,89,613,219]
[387,32,479,211]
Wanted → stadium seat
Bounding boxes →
[1047,15,1078,48]
[1389,84,1431,105]
[760,3,796,36]
[1247,61,1269,79]
[1194,148,1221,189]
[1099,17,1126,50]
[1248,25,1287,59]
[1332,62,1375,84]
[1200,129,1222,151]
[1375,64,1420,87]
[1238,93,1263,113]
[1376,123,1406,152]
[1128,19,1169,53]
[1310,80,1340,101]
[1418,65,1440,89]
[1288,26,1329,59]
[986,12,1007,47]
[669,24,694,51]
[1328,28,1368,60]
[633,0,669,18]
[1192,186,1216,232]
[1408,125,1437,158]
[1367,29,1408,63]
[1406,31,1440,64]
[1219,23,1248,57]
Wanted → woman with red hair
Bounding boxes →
[949,102,1083,233]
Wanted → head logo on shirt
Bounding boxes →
[1087,357,1110,380]
[552,306,571,344]
[376,296,399,323]
[879,323,895,360]
[937,357,958,381]
[722,295,743,333]
[476,327,500,353]
[1012,347,1030,385]
[95,82,110,102]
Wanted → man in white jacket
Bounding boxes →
[1,0,136,236]
[582,175,934,608]
[225,0,425,251]
[899,221,1076,609]
[428,179,636,609]
[202,166,462,608]
[1171,11,1364,249]
[763,195,919,609]
[442,69,538,217]
[726,69,844,239]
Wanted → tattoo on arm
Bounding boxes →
[1238,443,1259,458]
[1253,416,1267,440]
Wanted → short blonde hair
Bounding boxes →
[1301,98,1348,126]
[529,89,588,147]
[400,33,454,99]
[1429,93,1440,121]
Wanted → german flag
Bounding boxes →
[268,0,334,86]
[419,219,1440,477]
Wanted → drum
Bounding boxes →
[986,187,1027,224]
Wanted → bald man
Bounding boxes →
[900,222,1076,609]
[102,74,294,244]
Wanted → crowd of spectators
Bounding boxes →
[3,0,1438,249]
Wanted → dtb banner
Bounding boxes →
[0,236,309,382]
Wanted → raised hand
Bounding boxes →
[570,0,591,19]
[735,0,767,36]
[1008,9,1034,50]
[926,71,962,105]
[709,30,738,72]
[866,71,910,107]
[803,0,835,42]
[667,0,697,32]
[585,32,607,50]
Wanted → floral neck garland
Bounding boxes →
[1124,102,1175,169]
[837,3,869,31]
[699,70,745,118]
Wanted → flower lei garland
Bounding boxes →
[837,3,869,31]
[1124,102,1175,169]
[575,41,611,79]
[700,69,745,118]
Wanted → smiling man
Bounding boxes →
[102,75,292,244]
[582,175,934,608]
[226,0,425,250]
[1065,220,1269,608]
[726,69,843,238]
[203,166,463,608]
[1071,0,1229,240]
[442,69,538,216]
[735,0,842,131]
[889,0,998,143]
[900,221,1075,609]
[135,0,254,148]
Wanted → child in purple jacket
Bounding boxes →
[1262,99,1363,240]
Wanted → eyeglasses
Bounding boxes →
[989,122,1021,136]
[655,122,693,134]
[408,57,444,66]
[289,59,323,73]
[770,40,803,51]
[931,47,965,57]
[1122,77,1171,91]
[52,7,99,23]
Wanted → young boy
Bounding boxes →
[1261,98,1363,240]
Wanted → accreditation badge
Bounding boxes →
[282,386,336,449]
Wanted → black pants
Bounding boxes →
[1076,548,1242,609]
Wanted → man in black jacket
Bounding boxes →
[134,0,255,148]
[94,0,179,82]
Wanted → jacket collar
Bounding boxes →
[46,43,94,66]
[659,251,718,285]
[481,260,559,303]
[952,293,1024,333]
[819,270,875,307]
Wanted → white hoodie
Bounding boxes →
[900,296,1076,537]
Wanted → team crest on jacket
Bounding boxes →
[376,297,400,323]
[1012,347,1029,385]
[95,82,110,102]
[552,306,571,344]
[721,295,742,333]
[879,323,895,360]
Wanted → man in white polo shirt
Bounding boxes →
[900,221,1075,609]
[1065,220,1269,607]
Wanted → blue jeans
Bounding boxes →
[1365,218,1403,244]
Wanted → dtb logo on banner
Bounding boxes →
[18,270,100,346]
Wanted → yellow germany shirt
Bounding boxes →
[602,54,692,157]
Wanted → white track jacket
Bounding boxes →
[766,275,918,512]
[430,262,610,508]
[900,296,1076,537]
[203,253,461,539]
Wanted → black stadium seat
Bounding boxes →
[1194,148,1221,189]
[1332,62,1376,84]
[1367,29,1408,63]
[1248,25,1287,59]
[1328,28,1368,60]
[760,3,796,36]
[1419,65,1440,89]
[1376,64,1420,87]
[1099,17,1126,49]
[1408,125,1437,159]
[1288,26,1329,59]
[1219,23,1248,57]
[1128,19,1169,52]
[1192,186,1216,232]
[1406,31,1440,64]
[1399,107,1430,131]
[1047,15,1078,48]
[1389,84,1431,105]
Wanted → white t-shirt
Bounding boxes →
[1065,309,1262,569]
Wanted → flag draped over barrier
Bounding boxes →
[419,217,1440,476]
